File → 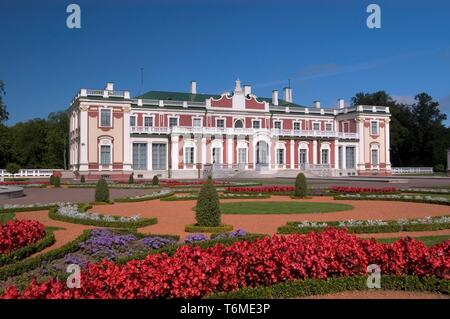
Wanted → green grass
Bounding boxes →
[0,212,15,223]
[377,235,450,246]
[219,201,353,215]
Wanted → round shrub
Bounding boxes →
[294,173,307,197]
[195,178,221,227]
[6,163,20,176]
[128,173,134,184]
[95,178,110,203]
[152,175,159,186]
[80,175,85,183]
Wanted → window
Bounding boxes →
[346,147,355,169]
[193,118,202,128]
[371,121,379,135]
[130,116,136,127]
[299,149,307,165]
[152,143,166,170]
[274,121,282,129]
[321,149,329,165]
[100,109,111,127]
[238,148,247,164]
[252,120,261,129]
[313,122,320,131]
[276,149,284,165]
[100,145,111,165]
[132,143,147,170]
[325,123,333,131]
[212,148,221,164]
[371,148,379,166]
[293,122,301,131]
[169,117,178,128]
[234,119,244,128]
[217,119,225,128]
[185,147,194,164]
[144,116,153,127]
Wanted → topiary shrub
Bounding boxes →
[49,175,56,186]
[152,175,159,186]
[95,178,110,203]
[294,173,307,197]
[195,178,221,227]
[128,173,134,184]
[80,175,85,183]
[53,176,61,188]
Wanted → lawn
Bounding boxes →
[377,234,450,246]
[219,201,353,214]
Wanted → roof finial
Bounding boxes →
[235,78,242,91]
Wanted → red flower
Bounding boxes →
[0,220,46,254]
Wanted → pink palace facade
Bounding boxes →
[68,80,392,179]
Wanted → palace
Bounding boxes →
[68,80,392,179]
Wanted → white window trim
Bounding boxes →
[168,116,179,128]
[130,115,136,127]
[192,116,203,128]
[183,140,196,168]
[237,140,248,169]
[252,119,262,129]
[293,121,301,131]
[273,119,283,130]
[320,143,331,166]
[99,107,112,128]
[98,138,113,169]
[275,147,286,167]
[298,143,309,165]
[216,117,226,128]
[325,122,333,131]
[370,144,380,169]
[233,118,245,129]
[144,115,154,127]
[370,120,379,135]
[312,121,321,131]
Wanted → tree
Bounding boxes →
[128,173,134,184]
[45,111,69,169]
[152,175,159,186]
[294,173,307,197]
[6,163,20,175]
[195,178,221,227]
[0,80,8,123]
[95,178,110,202]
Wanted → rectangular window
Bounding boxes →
[321,149,329,165]
[371,121,379,135]
[371,149,379,166]
[293,122,301,131]
[313,122,320,131]
[144,116,153,127]
[193,118,202,128]
[152,143,166,170]
[100,145,111,164]
[100,109,111,127]
[238,148,247,164]
[325,123,333,131]
[212,148,221,164]
[132,143,147,170]
[299,149,307,165]
[169,117,178,128]
[185,147,194,164]
[276,149,284,165]
[216,119,225,128]
[130,116,136,127]
[346,147,355,169]
[274,121,282,129]
[252,120,261,129]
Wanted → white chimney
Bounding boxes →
[272,90,279,106]
[314,100,321,108]
[283,87,292,103]
[338,98,345,109]
[106,82,114,91]
[289,88,293,103]
[243,85,252,96]
[190,81,197,94]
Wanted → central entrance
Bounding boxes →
[256,140,269,170]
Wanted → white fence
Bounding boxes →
[0,169,55,178]
[391,167,434,175]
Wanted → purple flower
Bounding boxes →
[185,234,208,243]
[142,237,176,249]
[64,253,90,268]
[214,229,247,240]
[78,229,137,260]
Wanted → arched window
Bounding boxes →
[234,119,244,128]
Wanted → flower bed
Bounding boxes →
[278,215,450,234]
[161,180,261,188]
[0,202,67,214]
[0,220,46,255]
[0,181,49,186]
[2,228,448,299]
[400,188,450,194]
[331,186,398,194]
[114,189,174,202]
[49,204,157,228]
[68,184,160,189]
[226,185,295,194]
[334,194,450,205]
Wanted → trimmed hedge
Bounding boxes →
[334,194,450,206]
[184,224,233,233]
[48,207,158,228]
[206,275,449,299]
[0,230,55,267]
[114,190,174,202]
[0,205,58,214]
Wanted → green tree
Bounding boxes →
[195,178,221,227]
[95,178,110,202]
[6,163,20,175]
[45,111,69,169]
[0,80,9,123]
[152,175,159,186]
[294,173,307,197]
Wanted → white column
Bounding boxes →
[385,119,391,170]
[123,107,132,171]
[171,135,179,171]
[357,118,365,171]
[227,135,233,167]
[342,146,347,170]
[201,137,207,165]
[312,140,317,165]
[290,140,295,169]
[334,139,338,169]
[79,106,89,172]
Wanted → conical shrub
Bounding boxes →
[95,178,110,202]
[294,173,307,197]
[195,178,221,227]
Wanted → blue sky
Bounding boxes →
[1,0,449,125]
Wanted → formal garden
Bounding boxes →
[0,173,449,299]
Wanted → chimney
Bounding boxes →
[106,82,114,91]
[243,85,251,96]
[314,100,321,109]
[283,87,292,103]
[190,80,197,94]
[338,98,345,109]
[272,90,279,106]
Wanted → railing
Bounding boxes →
[391,167,434,175]
[0,169,55,178]
[131,126,359,139]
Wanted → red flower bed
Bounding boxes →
[161,180,225,187]
[226,185,295,193]
[0,220,46,254]
[0,181,49,185]
[331,186,397,193]
[2,228,448,299]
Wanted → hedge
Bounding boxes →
[161,193,271,201]
[113,190,174,202]
[206,275,449,299]
[48,207,158,228]
[67,184,160,189]
[334,194,450,206]
[0,205,58,214]
[184,224,233,233]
